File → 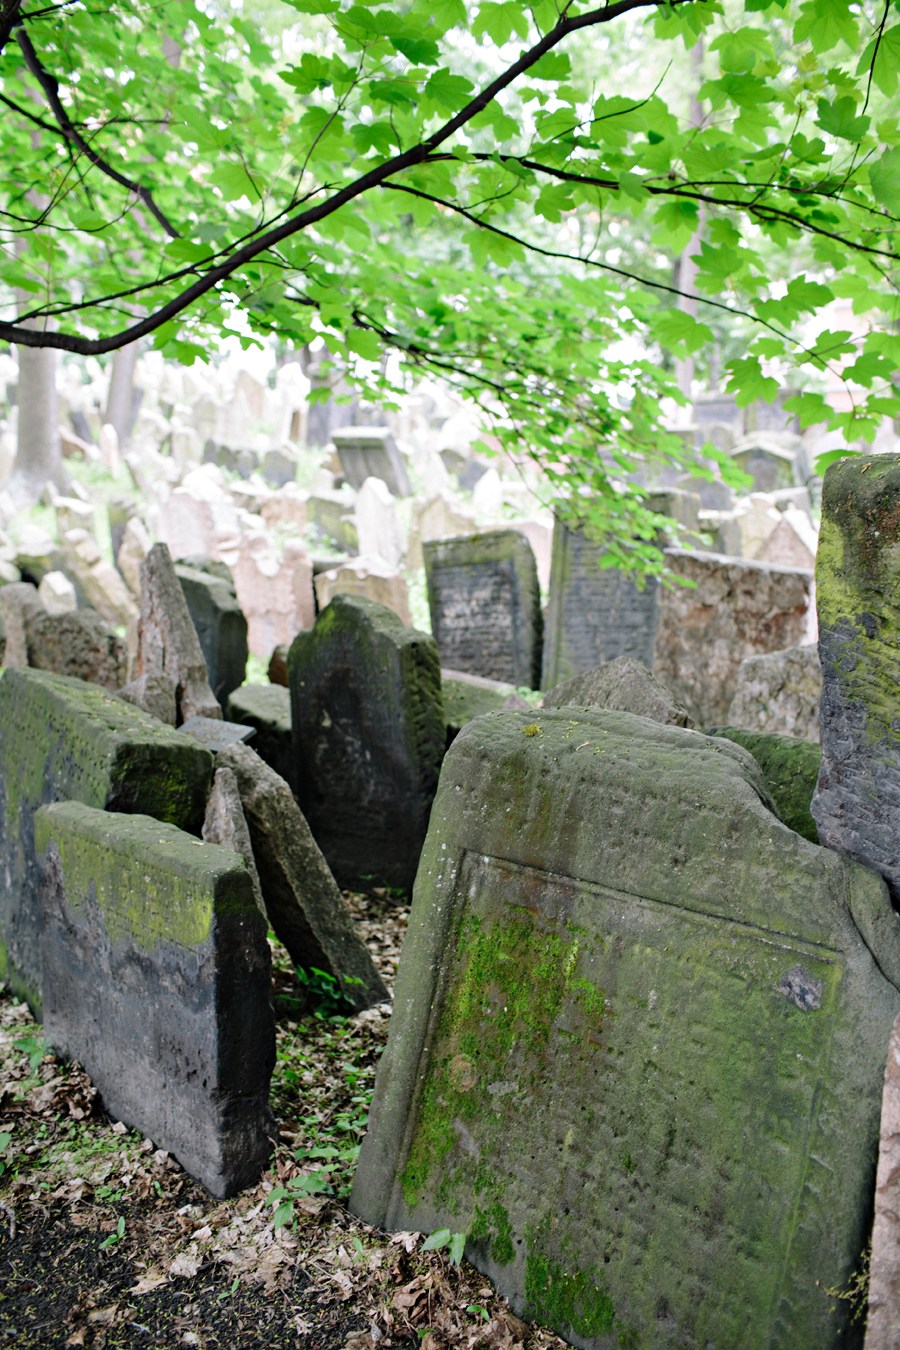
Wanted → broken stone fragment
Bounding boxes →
[134,542,222,724]
[543,655,693,727]
[59,528,138,629]
[202,766,264,914]
[24,608,127,692]
[115,672,178,726]
[37,570,77,616]
[268,643,289,687]
[216,741,388,1012]
[0,581,45,666]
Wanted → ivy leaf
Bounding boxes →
[869,147,900,213]
[424,69,475,111]
[794,0,858,52]
[472,2,529,45]
[652,309,714,360]
[816,95,869,142]
[724,356,779,407]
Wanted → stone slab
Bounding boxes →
[175,562,248,712]
[352,707,900,1350]
[865,1012,900,1349]
[424,531,543,689]
[135,543,222,724]
[543,657,692,728]
[332,427,412,498]
[116,672,178,726]
[706,726,821,843]
[441,669,519,747]
[24,609,127,692]
[216,743,387,1011]
[288,595,444,894]
[37,801,273,1198]
[226,684,294,791]
[0,582,45,667]
[811,455,900,905]
[180,715,256,753]
[203,766,264,914]
[727,643,822,743]
[0,667,212,1011]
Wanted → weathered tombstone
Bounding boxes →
[541,518,660,689]
[424,531,543,689]
[705,726,821,843]
[268,643,289,687]
[261,446,297,489]
[543,656,692,727]
[351,707,900,1349]
[729,430,805,493]
[180,715,255,753]
[116,515,152,598]
[332,426,411,497]
[727,643,821,742]
[653,548,813,727]
[226,683,294,790]
[0,582,45,666]
[229,534,314,659]
[441,668,520,747]
[288,595,445,893]
[314,558,411,626]
[116,672,177,725]
[60,528,138,628]
[355,477,405,567]
[38,570,77,615]
[24,609,127,691]
[108,494,137,566]
[812,455,900,905]
[0,667,211,1010]
[55,496,96,538]
[174,560,248,710]
[217,743,387,1010]
[135,543,222,724]
[37,801,273,1198]
[866,1012,900,1350]
[407,494,477,570]
[308,491,360,555]
[203,766,264,914]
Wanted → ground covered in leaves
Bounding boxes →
[0,891,566,1350]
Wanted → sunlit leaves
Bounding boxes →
[869,147,900,213]
[856,24,900,98]
[793,0,858,53]
[472,2,529,46]
[815,95,869,143]
[651,198,700,254]
[424,68,475,111]
[724,355,779,406]
[652,308,714,359]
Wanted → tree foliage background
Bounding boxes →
[1,0,899,566]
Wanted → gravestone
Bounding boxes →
[653,549,813,727]
[60,529,138,629]
[407,494,477,570]
[314,558,411,626]
[866,1012,900,1350]
[288,594,445,894]
[441,669,520,747]
[308,491,359,555]
[268,644,289,687]
[332,427,411,497]
[727,643,821,742]
[424,531,543,689]
[37,801,273,1198]
[0,582,45,666]
[217,743,387,1011]
[706,726,821,843]
[116,516,151,598]
[116,672,177,726]
[541,519,660,689]
[179,715,255,753]
[812,455,900,906]
[135,543,222,724]
[351,707,900,1350]
[0,668,211,1010]
[24,609,127,692]
[175,561,248,711]
[203,766,264,914]
[226,683,294,790]
[543,656,692,727]
[108,494,137,566]
[38,570,77,615]
[355,477,404,567]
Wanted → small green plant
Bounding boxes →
[15,1035,45,1073]
[217,1276,240,1302]
[0,1130,12,1179]
[422,1227,466,1267]
[466,1306,490,1322]
[823,1246,870,1323]
[268,1167,333,1231]
[295,967,363,1019]
[99,1216,125,1250]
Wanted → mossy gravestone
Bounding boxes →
[351,708,900,1350]
[288,595,444,894]
[37,802,273,1198]
[227,683,294,790]
[0,668,212,1012]
[812,455,900,904]
[175,560,248,712]
[706,726,821,844]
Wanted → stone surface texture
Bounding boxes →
[203,766,264,913]
[0,667,211,1010]
[351,707,900,1350]
[24,608,127,691]
[543,657,693,727]
[228,533,314,660]
[226,683,294,790]
[865,1012,900,1350]
[60,528,139,628]
[38,570,77,615]
[288,595,445,894]
[727,643,822,742]
[37,801,273,1198]
[0,582,45,666]
[175,561,248,710]
[314,558,411,626]
[332,427,411,497]
[217,743,387,1011]
[135,543,222,724]
[115,672,178,725]
[653,548,813,727]
[706,726,821,843]
[441,669,519,747]
[424,531,543,689]
[811,456,900,905]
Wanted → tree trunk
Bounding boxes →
[674,41,704,401]
[105,341,140,446]
[8,336,63,508]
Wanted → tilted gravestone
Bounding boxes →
[24,608,127,692]
[135,543,221,724]
[37,801,273,1198]
[332,426,411,498]
[424,531,543,689]
[288,594,445,894]
[812,455,900,906]
[541,519,660,689]
[0,667,212,1011]
[227,683,294,790]
[543,656,692,728]
[727,643,822,743]
[441,669,521,748]
[706,726,821,844]
[175,560,248,711]
[351,707,900,1350]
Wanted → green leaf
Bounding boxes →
[473,2,529,45]
[529,51,570,81]
[815,447,863,473]
[0,1133,11,1151]
[709,27,774,73]
[815,95,869,143]
[282,0,338,11]
[345,328,382,360]
[448,1232,466,1266]
[856,25,900,97]
[653,0,722,45]
[651,198,700,254]
[424,69,475,112]
[782,391,832,429]
[869,148,900,213]
[794,0,858,52]
[422,1227,451,1251]
[280,54,333,94]
[273,1201,295,1230]
[392,36,440,65]
[213,162,263,202]
[652,309,714,359]
[724,356,779,407]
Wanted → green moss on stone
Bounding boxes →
[524,1246,615,1340]
[706,727,821,843]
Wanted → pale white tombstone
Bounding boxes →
[235,370,266,422]
[260,484,308,532]
[98,422,120,478]
[756,507,817,571]
[472,465,503,518]
[355,477,405,567]
[406,493,477,570]
[54,497,96,538]
[314,556,411,626]
[116,516,152,597]
[163,466,240,562]
[229,532,314,657]
[38,570,77,615]
[60,529,138,628]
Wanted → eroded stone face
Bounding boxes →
[352,708,900,1350]
[175,562,248,711]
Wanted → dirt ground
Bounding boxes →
[0,891,567,1350]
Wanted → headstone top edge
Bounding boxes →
[663,545,814,578]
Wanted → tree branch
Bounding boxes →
[0,0,21,57]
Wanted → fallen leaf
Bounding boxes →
[168,1249,201,1279]
[130,1269,169,1295]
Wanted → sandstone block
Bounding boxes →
[229,534,314,660]
[203,766,264,913]
[314,557,411,626]
[441,669,520,747]
[135,543,221,724]
[60,529,139,628]
[216,743,387,1010]
[24,609,127,691]
[38,570,77,615]
[226,683,294,790]
[37,802,273,1197]
[727,643,822,742]
[308,491,359,555]
[0,582,45,666]
[116,672,177,725]
[352,707,900,1349]
[355,477,405,567]
[116,515,151,598]
[543,656,692,727]
[332,426,411,497]
[866,1012,900,1350]
[55,496,96,538]
[407,494,477,570]
[288,595,445,893]
[706,726,821,842]
[175,561,248,710]
[0,667,212,1010]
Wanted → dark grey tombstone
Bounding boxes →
[37,801,274,1198]
[227,684,295,790]
[261,448,297,488]
[179,715,255,753]
[174,561,248,712]
[287,594,445,894]
[424,531,543,689]
[108,495,137,567]
[332,427,411,498]
[541,518,660,690]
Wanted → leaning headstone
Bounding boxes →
[653,549,813,727]
[314,557,411,626]
[407,494,477,570]
[135,543,222,724]
[355,477,404,567]
[424,531,543,689]
[441,668,520,747]
[116,672,177,726]
[24,609,127,692]
[288,595,445,893]
[229,534,314,660]
[38,570,77,616]
[0,667,212,1010]
[0,582,45,666]
[37,801,273,1198]
[179,715,255,753]
[60,529,138,629]
[116,515,151,598]
[332,426,411,497]
[226,683,294,790]
[216,743,387,1011]
[175,561,248,710]
[865,1012,900,1350]
[351,707,900,1349]
[308,491,360,555]
[812,455,900,905]
[268,643,289,687]
[705,726,821,843]
[108,494,137,567]
[543,656,693,727]
[541,518,660,688]
[203,766,264,914]
[727,643,822,742]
